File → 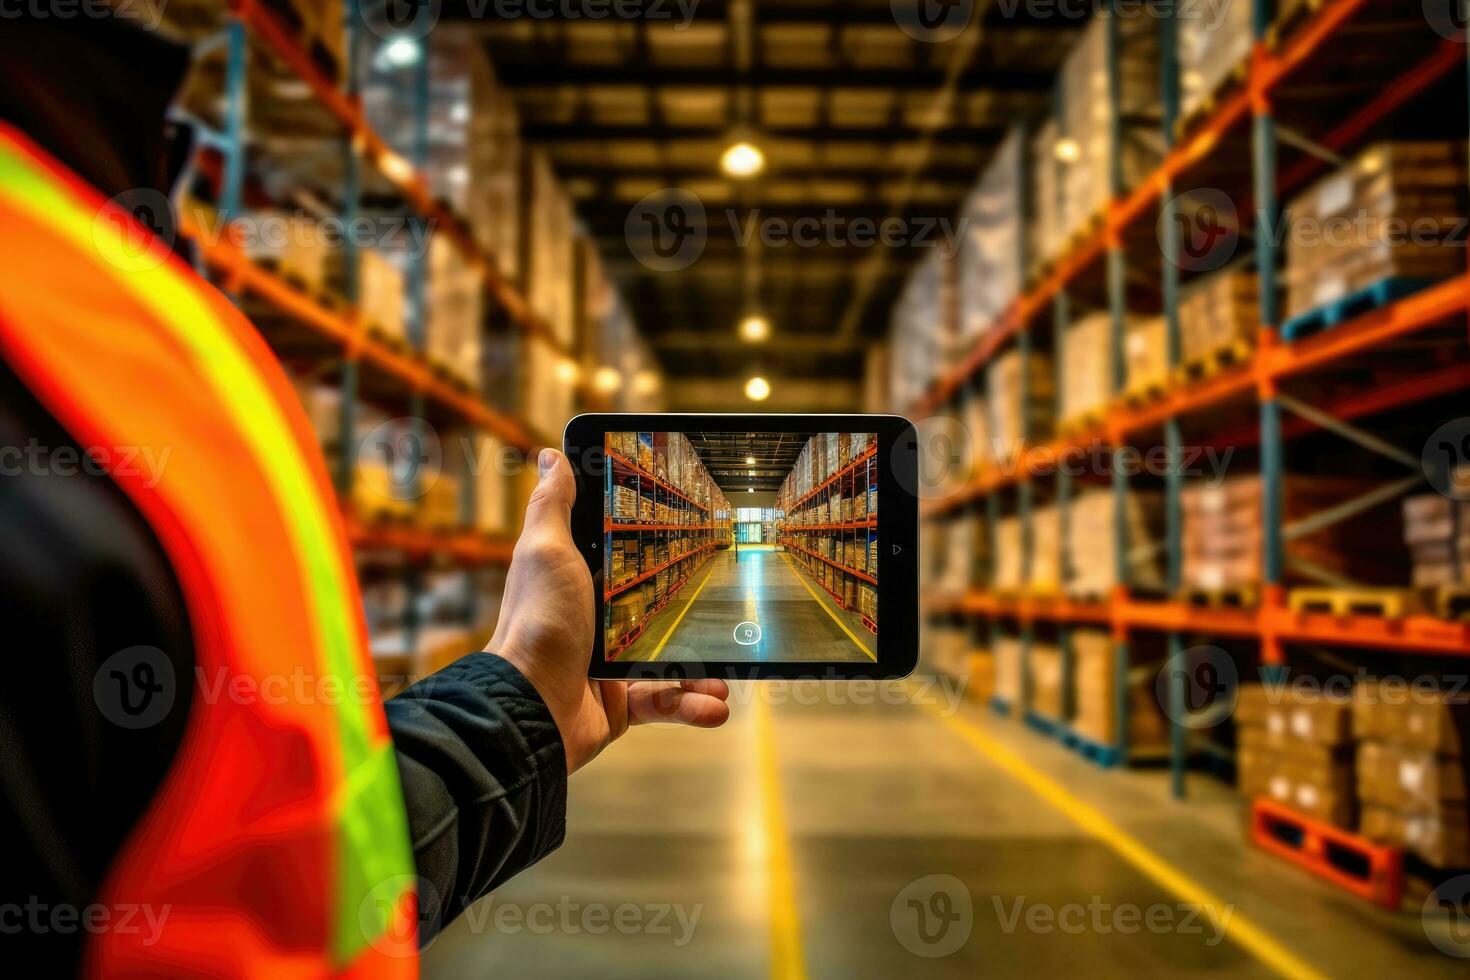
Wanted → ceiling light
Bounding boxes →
[744,376,770,402]
[721,141,765,179]
[553,358,581,385]
[381,38,422,69]
[739,315,770,343]
[449,102,470,125]
[748,488,754,493]
[745,455,756,465]
[632,370,660,395]
[1054,138,1081,164]
[593,367,622,393]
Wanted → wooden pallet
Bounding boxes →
[1173,59,1250,142]
[1250,797,1404,909]
[1060,728,1124,769]
[1288,587,1417,619]
[1122,378,1168,408]
[1057,410,1105,437]
[1171,339,1252,384]
[1265,0,1326,51]
[1281,276,1439,341]
[989,695,1013,718]
[366,323,410,354]
[1427,586,1470,622]
[1180,584,1259,609]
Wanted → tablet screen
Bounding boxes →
[602,431,878,664]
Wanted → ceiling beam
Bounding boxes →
[522,123,1011,144]
[491,64,1056,91]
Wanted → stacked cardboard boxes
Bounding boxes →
[1125,316,1169,394]
[1070,629,1168,749]
[1178,0,1254,123]
[993,507,1060,592]
[427,236,483,390]
[1182,474,1406,594]
[1065,488,1166,598]
[1356,682,1470,868]
[987,349,1055,462]
[1179,264,1258,363]
[957,128,1025,341]
[1284,142,1469,323]
[995,634,1023,707]
[1052,15,1162,251]
[1257,687,1358,829]
[1402,494,1469,588]
[1030,643,1065,722]
[1058,313,1121,425]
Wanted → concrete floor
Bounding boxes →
[624,546,874,664]
[422,663,1470,978]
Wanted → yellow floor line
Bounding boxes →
[917,694,1327,980]
[754,695,808,980]
[645,554,719,661]
[779,553,876,661]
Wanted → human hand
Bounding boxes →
[487,448,731,773]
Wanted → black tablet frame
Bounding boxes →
[564,413,919,681]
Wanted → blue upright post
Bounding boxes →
[1159,0,1186,800]
[337,0,363,498]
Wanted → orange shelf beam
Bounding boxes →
[227,0,571,361]
[786,445,878,513]
[911,0,1438,417]
[782,540,877,585]
[345,516,515,565]
[184,213,547,452]
[927,588,1470,656]
[605,542,716,601]
[606,449,713,512]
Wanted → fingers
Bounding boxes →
[627,679,731,728]
[522,448,577,534]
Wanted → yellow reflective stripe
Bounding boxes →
[0,136,414,963]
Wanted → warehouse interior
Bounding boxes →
[26,0,1470,975]
[604,431,877,663]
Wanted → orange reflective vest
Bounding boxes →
[0,124,419,976]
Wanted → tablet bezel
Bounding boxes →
[563,413,919,681]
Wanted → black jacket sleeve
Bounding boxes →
[384,653,568,943]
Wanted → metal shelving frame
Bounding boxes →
[914,0,1470,797]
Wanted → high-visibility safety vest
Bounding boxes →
[0,125,419,976]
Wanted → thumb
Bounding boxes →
[523,447,577,531]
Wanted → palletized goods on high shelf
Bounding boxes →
[1282,141,1469,331]
[1177,0,1253,125]
[1030,13,1160,272]
[604,434,731,656]
[1181,475,1406,596]
[956,128,1025,344]
[776,434,879,628]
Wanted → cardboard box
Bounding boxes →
[1361,804,1470,869]
[1030,643,1064,721]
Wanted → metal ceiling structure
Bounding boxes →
[685,430,812,492]
[446,0,1084,396]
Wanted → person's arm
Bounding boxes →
[384,449,731,942]
[385,654,567,941]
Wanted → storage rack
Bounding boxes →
[777,435,880,634]
[911,0,1470,798]
[603,437,730,658]
[172,1,610,665]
